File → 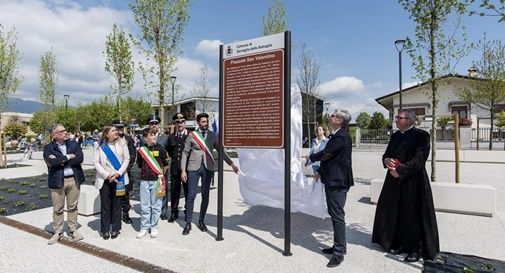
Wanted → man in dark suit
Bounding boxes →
[372,109,439,262]
[112,119,137,224]
[307,108,354,268]
[43,124,86,245]
[180,113,239,235]
[166,113,189,222]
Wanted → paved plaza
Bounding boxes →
[1,149,504,273]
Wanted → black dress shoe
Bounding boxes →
[322,246,334,254]
[103,231,110,240]
[168,211,179,223]
[404,252,420,263]
[327,254,344,268]
[198,220,208,232]
[388,247,405,255]
[111,231,119,239]
[122,213,132,224]
[160,214,168,220]
[182,223,191,235]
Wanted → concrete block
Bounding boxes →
[370,179,496,217]
[78,184,100,216]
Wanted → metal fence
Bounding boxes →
[471,128,505,141]
[353,128,391,149]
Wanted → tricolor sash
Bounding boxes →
[100,143,126,196]
[191,131,215,166]
[137,146,166,197]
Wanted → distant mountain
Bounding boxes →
[5,98,44,113]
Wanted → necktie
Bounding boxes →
[201,131,206,138]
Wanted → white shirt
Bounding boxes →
[57,142,74,176]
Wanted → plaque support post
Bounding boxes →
[217,45,224,241]
[283,31,292,257]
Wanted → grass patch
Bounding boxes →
[39,193,49,199]
[14,200,25,207]
[0,208,7,215]
[7,187,16,193]
[17,189,28,195]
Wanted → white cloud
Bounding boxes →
[319,76,366,98]
[325,97,388,122]
[0,0,130,103]
[0,0,219,108]
[195,39,222,58]
[403,81,420,89]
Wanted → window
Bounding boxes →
[451,106,467,119]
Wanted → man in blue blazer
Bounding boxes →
[307,108,354,268]
[43,124,85,245]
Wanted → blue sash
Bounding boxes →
[100,143,126,196]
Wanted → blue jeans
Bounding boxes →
[185,164,213,223]
[139,180,162,230]
[160,173,171,217]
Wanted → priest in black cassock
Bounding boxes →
[372,109,439,263]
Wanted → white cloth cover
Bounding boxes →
[236,85,328,218]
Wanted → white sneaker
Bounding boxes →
[150,229,158,238]
[136,229,148,239]
[47,233,62,245]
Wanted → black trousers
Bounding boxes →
[121,170,133,213]
[161,172,170,217]
[170,169,188,213]
[325,185,349,255]
[100,180,122,233]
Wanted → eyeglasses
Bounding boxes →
[395,116,410,121]
[149,122,159,125]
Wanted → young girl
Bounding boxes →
[136,128,169,238]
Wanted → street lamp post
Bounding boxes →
[395,39,406,111]
[64,94,69,126]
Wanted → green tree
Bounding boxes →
[469,0,505,22]
[104,23,134,119]
[0,23,22,167]
[39,50,58,109]
[297,43,321,147]
[39,49,58,136]
[263,0,287,35]
[496,110,505,127]
[130,0,191,132]
[29,111,53,135]
[4,122,27,139]
[120,96,152,127]
[457,39,505,150]
[356,112,372,129]
[399,0,470,181]
[369,111,388,129]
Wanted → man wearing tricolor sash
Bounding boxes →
[136,128,169,239]
[180,113,239,235]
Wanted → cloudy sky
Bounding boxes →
[1,0,504,119]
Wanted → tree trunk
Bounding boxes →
[489,109,494,150]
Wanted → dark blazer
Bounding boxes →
[167,132,188,175]
[309,128,354,188]
[43,139,85,189]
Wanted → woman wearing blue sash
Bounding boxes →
[93,125,130,240]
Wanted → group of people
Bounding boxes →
[43,112,239,244]
[305,108,439,268]
[42,107,439,268]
